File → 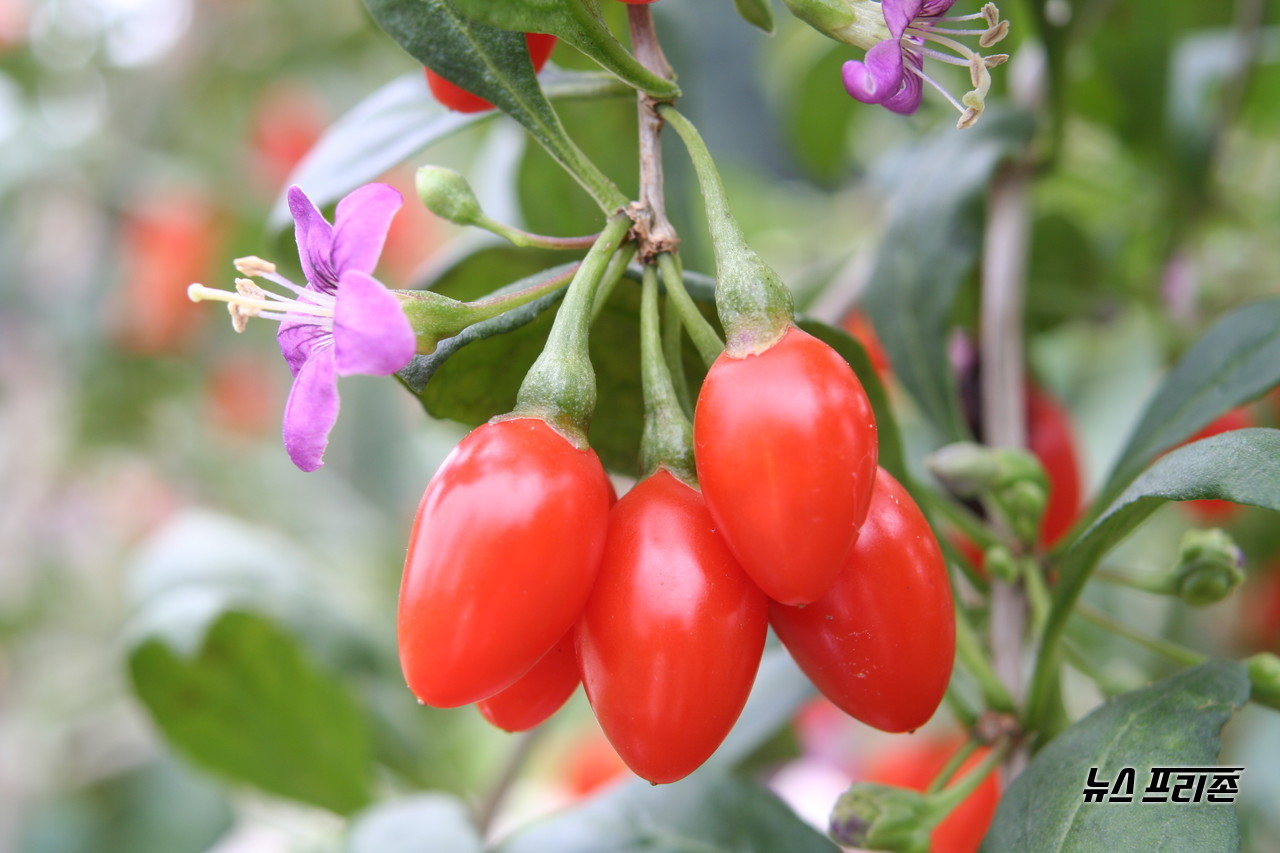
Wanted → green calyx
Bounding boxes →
[781,0,890,49]
[638,263,696,485]
[658,105,793,356]
[394,263,579,355]
[513,214,632,444]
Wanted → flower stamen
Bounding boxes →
[188,263,336,333]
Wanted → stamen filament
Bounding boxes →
[187,283,334,318]
[906,62,968,113]
[917,45,975,67]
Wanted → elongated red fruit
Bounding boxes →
[577,469,768,784]
[398,417,610,707]
[425,33,557,113]
[694,325,878,605]
[771,468,954,732]
[477,632,580,732]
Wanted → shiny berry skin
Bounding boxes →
[1026,384,1083,547]
[476,632,580,732]
[693,325,877,605]
[576,469,769,784]
[771,468,954,732]
[864,739,1000,853]
[398,417,610,708]
[425,33,557,113]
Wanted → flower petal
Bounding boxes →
[880,51,925,114]
[282,343,339,472]
[331,183,402,278]
[288,186,338,293]
[277,319,331,378]
[333,271,416,377]
[881,0,923,39]
[842,41,906,105]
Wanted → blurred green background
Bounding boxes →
[3,0,1280,850]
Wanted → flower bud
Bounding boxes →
[984,544,1020,585]
[926,442,1001,498]
[1246,653,1280,711]
[829,783,931,853]
[1170,528,1244,606]
[416,165,484,226]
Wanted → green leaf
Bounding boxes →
[362,0,627,209]
[346,794,482,853]
[1093,297,1280,512]
[984,661,1248,852]
[863,109,1034,444]
[447,0,680,99]
[398,250,716,474]
[498,768,836,853]
[796,318,908,490]
[1030,429,1280,723]
[732,0,775,34]
[269,68,630,228]
[128,609,374,814]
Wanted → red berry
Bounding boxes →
[771,468,954,733]
[1026,384,1083,547]
[398,417,610,707]
[425,32,557,113]
[476,632,580,732]
[694,325,878,605]
[577,469,768,784]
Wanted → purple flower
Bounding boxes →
[794,0,1009,128]
[189,184,417,471]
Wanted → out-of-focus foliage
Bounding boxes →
[2,0,1280,851]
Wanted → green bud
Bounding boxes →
[416,165,484,226]
[999,479,1048,547]
[1170,528,1244,606]
[984,544,1020,585]
[829,783,931,853]
[926,442,1001,498]
[1246,653,1280,711]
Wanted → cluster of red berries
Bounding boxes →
[397,323,955,784]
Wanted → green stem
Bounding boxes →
[513,215,631,442]
[1059,638,1129,698]
[477,217,601,250]
[1074,603,1206,667]
[1091,567,1173,595]
[925,738,981,795]
[1023,560,1052,632]
[925,739,1011,821]
[657,252,723,366]
[658,105,793,355]
[592,242,639,321]
[639,264,696,482]
[396,262,579,354]
[662,290,694,417]
[954,602,1016,713]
